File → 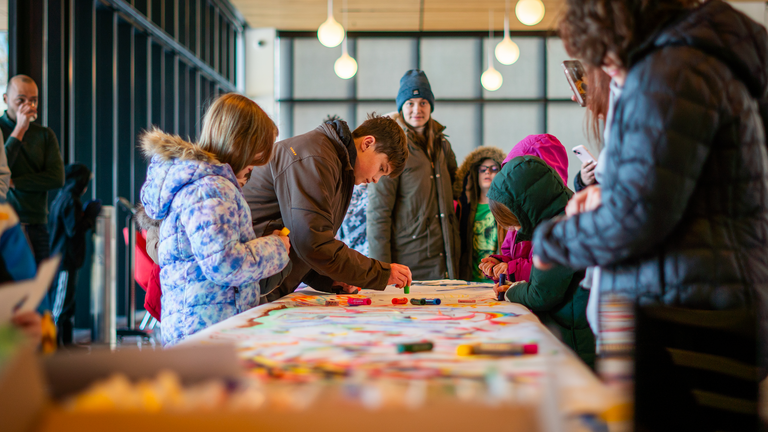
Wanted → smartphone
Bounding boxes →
[562,60,588,107]
[572,145,596,164]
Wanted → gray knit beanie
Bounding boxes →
[396,70,435,113]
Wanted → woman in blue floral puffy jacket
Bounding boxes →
[140,93,291,346]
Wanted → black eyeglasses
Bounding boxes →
[478,165,500,174]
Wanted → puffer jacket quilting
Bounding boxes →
[140,129,290,346]
[533,1,768,318]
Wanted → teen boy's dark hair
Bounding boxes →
[352,113,408,178]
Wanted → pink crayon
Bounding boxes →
[348,297,372,306]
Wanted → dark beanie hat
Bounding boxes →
[396,70,435,114]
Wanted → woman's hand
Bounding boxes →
[272,230,291,255]
[479,257,500,278]
[565,186,603,217]
[580,161,597,185]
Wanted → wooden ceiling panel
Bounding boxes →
[230,0,566,31]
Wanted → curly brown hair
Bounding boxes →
[559,0,700,68]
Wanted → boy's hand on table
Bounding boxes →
[388,263,412,288]
[332,281,360,293]
[12,311,42,344]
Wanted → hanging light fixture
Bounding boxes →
[515,0,545,26]
[334,37,358,79]
[334,4,357,79]
[495,0,520,65]
[481,10,503,92]
[317,0,345,48]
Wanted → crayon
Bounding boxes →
[347,297,372,306]
[424,298,441,305]
[497,291,506,302]
[458,299,476,303]
[325,300,339,306]
[280,227,290,236]
[404,285,410,294]
[410,298,426,305]
[499,273,507,286]
[397,341,434,353]
[392,297,408,305]
[456,343,538,356]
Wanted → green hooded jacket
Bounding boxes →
[487,155,595,367]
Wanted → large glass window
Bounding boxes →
[277,34,592,189]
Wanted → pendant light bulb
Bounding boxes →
[495,5,520,65]
[515,0,545,26]
[482,10,503,92]
[318,0,345,47]
[334,40,357,79]
[482,66,503,91]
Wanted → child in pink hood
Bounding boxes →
[478,134,568,282]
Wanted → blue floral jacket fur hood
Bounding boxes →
[140,128,289,346]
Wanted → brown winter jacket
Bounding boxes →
[243,120,391,301]
[453,146,507,281]
[367,114,460,280]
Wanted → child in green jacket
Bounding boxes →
[488,155,595,367]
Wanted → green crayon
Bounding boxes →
[397,341,434,353]
[404,285,410,294]
[410,298,426,305]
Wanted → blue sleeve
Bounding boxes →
[0,224,36,281]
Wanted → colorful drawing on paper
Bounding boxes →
[186,282,555,383]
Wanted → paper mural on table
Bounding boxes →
[182,281,571,383]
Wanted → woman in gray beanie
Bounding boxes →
[366,70,460,280]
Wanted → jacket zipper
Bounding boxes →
[233,286,241,314]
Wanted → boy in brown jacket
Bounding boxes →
[243,115,411,302]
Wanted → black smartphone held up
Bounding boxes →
[562,60,587,107]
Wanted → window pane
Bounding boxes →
[356,103,398,128]
[547,37,575,99]
[275,102,293,142]
[432,103,481,163]
[356,38,417,100]
[292,103,354,136]
[293,38,354,99]
[419,38,480,99]
[483,37,543,99]
[276,37,293,100]
[483,103,544,150]
[546,102,595,189]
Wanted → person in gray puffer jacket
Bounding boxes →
[535,0,768,429]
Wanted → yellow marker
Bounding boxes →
[280,227,290,236]
[41,311,57,354]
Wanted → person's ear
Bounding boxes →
[361,136,375,152]
[3,94,7,105]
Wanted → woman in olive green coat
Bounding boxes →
[367,70,460,280]
[488,155,595,367]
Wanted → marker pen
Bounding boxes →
[347,297,372,306]
[456,343,538,356]
[392,297,408,305]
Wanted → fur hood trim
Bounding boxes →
[140,127,218,164]
[453,146,506,199]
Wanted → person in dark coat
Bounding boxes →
[367,70,460,281]
[489,155,595,367]
[535,0,768,429]
[48,163,101,345]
